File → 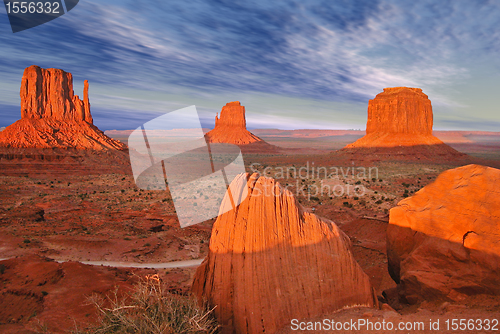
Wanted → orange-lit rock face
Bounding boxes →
[366,87,433,136]
[347,87,436,149]
[192,173,378,334]
[387,164,500,303]
[21,65,93,123]
[0,65,125,150]
[215,101,247,129]
[205,102,262,145]
[343,87,467,161]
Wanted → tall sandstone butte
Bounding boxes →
[20,65,93,122]
[387,164,500,304]
[343,87,465,160]
[192,173,378,334]
[205,101,262,145]
[0,65,126,150]
[366,87,432,136]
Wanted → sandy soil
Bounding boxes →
[1,131,499,333]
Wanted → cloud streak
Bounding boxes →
[0,0,499,130]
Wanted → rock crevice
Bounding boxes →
[387,164,500,302]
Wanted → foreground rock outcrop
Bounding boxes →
[0,65,126,150]
[192,173,378,334]
[205,102,263,145]
[387,164,500,303]
[343,87,466,161]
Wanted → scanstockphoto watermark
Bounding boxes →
[291,318,499,332]
[250,162,379,200]
[250,162,379,181]
[291,318,428,332]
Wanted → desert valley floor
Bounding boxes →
[1,129,500,333]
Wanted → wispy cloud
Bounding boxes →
[0,0,499,130]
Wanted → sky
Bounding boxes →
[0,0,499,131]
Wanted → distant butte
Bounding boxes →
[342,87,467,161]
[205,101,263,145]
[0,65,126,150]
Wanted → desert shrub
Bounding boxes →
[0,264,5,274]
[76,274,219,334]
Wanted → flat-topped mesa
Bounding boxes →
[366,87,433,135]
[341,87,468,161]
[205,101,263,145]
[192,173,378,334]
[20,65,93,123]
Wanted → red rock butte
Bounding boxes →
[367,87,433,136]
[343,87,466,160]
[0,65,126,150]
[205,101,263,145]
[387,164,500,303]
[192,173,378,334]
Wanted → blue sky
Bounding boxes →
[0,0,499,131]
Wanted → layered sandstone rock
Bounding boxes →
[205,102,263,145]
[366,87,432,135]
[20,65,93,122]
[343,87,465,160]
[387,164,500,303]
[0,66,125,150]
[192,173,378,334]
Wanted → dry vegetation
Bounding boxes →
[72,274,219,334]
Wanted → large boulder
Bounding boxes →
[387,164,500,303]
[192,173,378,334]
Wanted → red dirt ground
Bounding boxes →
[1,130,499,333]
